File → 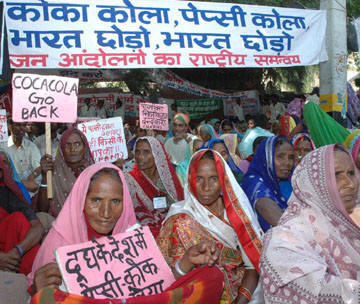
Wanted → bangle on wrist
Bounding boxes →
[174,260,187,276]
[40,184,48,188]
[238,286,252,301]
[14,245,23,258]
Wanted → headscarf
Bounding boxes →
[218,119,243,139]
[286,98,305,120]
[125,137,184,237]
[260,145,360,303]
[238,127,274,158]
[0,148,31,205]
[279,115,296,137]
[242,135,293,232]
[164,149,263,272]
[28,163,136,286]
[201,139,243,175]
[210,118,220,127]
[303,101,350,147]
[173,112,190,126]
[291,133,316,151]
[51,127,95,217]
[344,130,360,166]
[0,155,29,206]
[199,124,218,139]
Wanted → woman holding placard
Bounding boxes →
[37,127,94,218]
[29,163,224,303]
[125,136,184,238]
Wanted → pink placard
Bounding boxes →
[55,226,175,299]
[139,103,168,131]
[12,73,78,123]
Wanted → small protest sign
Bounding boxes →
[11,73,78,123]
[0,110,8,143]
[55,226,175,299]
[78,117,127,163]
[139,103,168,131]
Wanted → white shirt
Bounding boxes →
[34,133,61,157]
[164,134,195,165]
[113,106,125,119]
[233,103,244,121]
[96,107,107,119]
[79,105,96,118]
[2,136,41,179]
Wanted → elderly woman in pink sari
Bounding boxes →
[260,144,360,303]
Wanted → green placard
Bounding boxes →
[176,99,222,119]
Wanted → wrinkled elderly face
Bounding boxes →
[334,149,359,213]
[64,132,86,164]
[274,142,294,180]
[84,173,123,235]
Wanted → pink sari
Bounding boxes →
[260,145,360,303]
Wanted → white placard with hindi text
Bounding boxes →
[78,117,128,163]
[0,110,8,143]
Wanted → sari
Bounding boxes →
[260,145,360,303]
[0,156,40,275]
[279,115,296,137]
[0,148,31,205]
[50,128,94,217]
[242,135,293,232]
[157,149,263,303]
[28,163,137,287]
[31,265,224,304]
[176,140,199,186]
[125,137,184,238]
[286,98,305,120]
[303,101,350,147]
[344,130,360,167]
[238,127,273,159]
[218,120,243,139]
[291,133,316,150]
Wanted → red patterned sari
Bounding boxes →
[125,137,184,238]
[157,149,263,303]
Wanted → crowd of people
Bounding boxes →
[1,92,360,304]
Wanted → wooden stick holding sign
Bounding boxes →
[11,73,79,200]
[45,122,53,199]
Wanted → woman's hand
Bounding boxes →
[33,262,62,295]
[40,154,53,175]
[178,242,219,276]
[0,249,21,272]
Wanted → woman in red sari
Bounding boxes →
[125,137,184,238]
[157,150,263,303]
[0,155,44,275]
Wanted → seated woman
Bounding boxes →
[202,139,244,184]
[291,133,315,167]
[37,127,94,218]
[176,138,203,186]
[29,163,223,302]
[157,149,263,303]
[0,155,44,275]
[219,119,243,140]
[242,136,295,232]
[125,137,184,238]
[198,124,217,144]
[0,149,31,205]
[260,144,360,303]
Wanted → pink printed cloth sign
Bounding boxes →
[12,73,78,123]
[55,225,175,299]
[78,117,128,163]
[139,103,168,131]
[0,110,8,143]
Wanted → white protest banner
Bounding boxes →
[223,91,260,116]
[0,110,8,142]
[78,93,149,118]
[4,0,327,69]
[11,73,78,123]
[140,103,168,130]
[55,226,175,299]
[78,117,128,163]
